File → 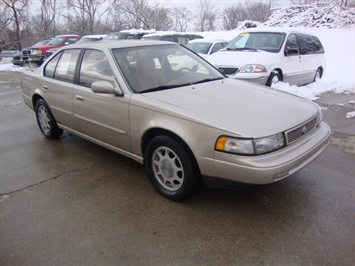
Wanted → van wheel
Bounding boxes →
[35,99,63,139]
[145,136,197,201]
[314,68,322,82]
[266,72,281,87]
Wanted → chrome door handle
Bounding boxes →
[76,95,84,101]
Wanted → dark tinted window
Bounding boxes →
[79,49,115,88]
[161,36,175,42]
[54,49,81,83]
[297,34,324,55]
[285,33,299,56]
[67,37,79,44]
[211,42,227,54]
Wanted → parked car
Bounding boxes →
[76,34,107,43]
[142,32,203,45]
[12,39,51,66]
[22,34,80,65]
[103,30,153,41]
[185,39,228,57]
[44,35,107,60]
[21,40,330,201]
[206,28,326,86]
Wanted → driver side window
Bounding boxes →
[285,33,299,56]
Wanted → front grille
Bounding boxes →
[286,117,318,145]
[218,67,239,75]
[22,50,31,56]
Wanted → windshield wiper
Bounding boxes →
[140,83,192,93]
[227,47,257,51]
[191,77,224,85]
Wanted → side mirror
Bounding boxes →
[285,48,299,56]
[91,81,122,96]
[64,42,70,46]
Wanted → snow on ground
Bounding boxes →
[1,28,354,102]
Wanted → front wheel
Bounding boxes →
[266,72,281,87]
[145,136,198,201]
[35,99,63,139]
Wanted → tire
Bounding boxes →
[314,68,322,82]
[266,72,281,87]
[35,99,63,139]
[145,136,198,201]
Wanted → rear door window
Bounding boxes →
[54,49,81,83]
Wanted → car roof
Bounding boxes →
[66,40,178,50]
[81,34,107,38]
[143,31,203,38]
[188,39,227,44]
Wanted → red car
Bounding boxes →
[22,34,80,65]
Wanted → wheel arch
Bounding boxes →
[32,93,44,110]
[141,128,202,178]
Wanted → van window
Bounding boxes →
[285,33,300,56]
[297,34,324,55]
[226,32,286,53]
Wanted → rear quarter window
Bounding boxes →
[298,34,325,55]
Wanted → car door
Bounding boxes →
[73,49,131,151]
[283,33,305,85]
[41,49,81,130]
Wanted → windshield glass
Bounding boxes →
[226,32,286,53]
[112,44,224,93]
[103,33,128,40]
[185,43,212,55]
[47,37,65,46]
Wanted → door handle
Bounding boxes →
[76,95,84,101]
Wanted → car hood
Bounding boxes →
[206,49,276,68]
[31,44,61,50]
[138,79,318,138]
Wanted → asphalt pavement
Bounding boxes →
[0,71,354,265]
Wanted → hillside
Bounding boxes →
[263,4,355,28]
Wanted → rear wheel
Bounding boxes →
[35,99,63,139]
[314,67,322,82]
[266,72,281,87]
[145,136,198,201]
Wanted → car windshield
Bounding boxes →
[226,32,286,53]
[47,37,65,46]
[112,44,224,93]
[185,43,213,55]
[103,33,128,40]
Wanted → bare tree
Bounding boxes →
[222,4,248,30]
[65,0,112,35]
[1,0,29,50]
[31,0,61,39]
[221,0,272,30]
[112,0,171,30]
[171,7,191,32]
[245,1,272,22]
[194,0,218,31]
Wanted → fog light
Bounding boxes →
[273,170,289,180]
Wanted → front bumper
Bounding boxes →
[22,55,44,63]
[203,122,331,187]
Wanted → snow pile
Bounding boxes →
[265,4,355,28]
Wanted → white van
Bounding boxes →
[206,28,326,86]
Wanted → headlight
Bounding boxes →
[215,133,285,155]
[31,49,42,55]
[239,64,266,73]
